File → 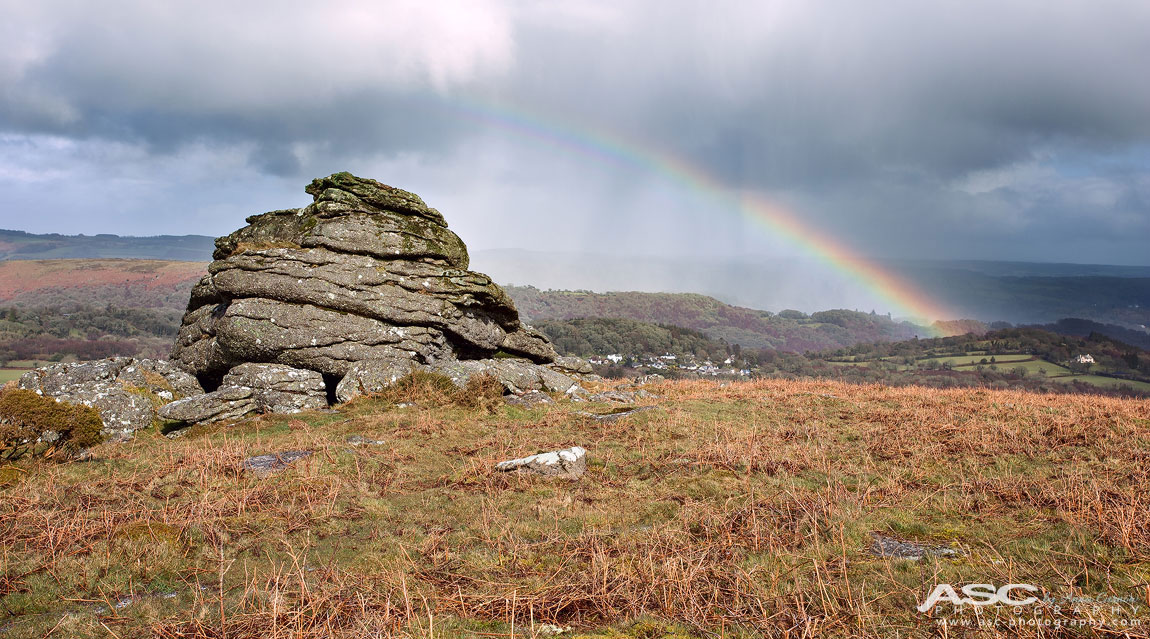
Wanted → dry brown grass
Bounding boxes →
[1,379,1149,637]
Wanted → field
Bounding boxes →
[0,361,52,384]
[838,351,1150,394]
[931,354,1032,367]
[1059,374,1150,392]
[2,379,1150,637]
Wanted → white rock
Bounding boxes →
[495,446,587,478]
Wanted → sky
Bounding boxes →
[2,0,1149,271]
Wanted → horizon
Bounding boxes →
[6,228,1150,270]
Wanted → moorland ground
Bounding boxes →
[2,378,1149,638]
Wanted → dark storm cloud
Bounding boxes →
[0,0,1148,266]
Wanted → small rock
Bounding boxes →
[335,358,418,403]
[242,450,313,475]
[160,364,326,426]
[432,358,576,394]
[565,384,590,402]
[18,357,195,437]
[159,386,258,425]
[505,391,554,408]
[577,406,656,422]
[549,356,593,375]
[495,446,586,479]
[869,534,958,560]
[588,390,635,403]
[222,363,327,413]
[346,435,386,446]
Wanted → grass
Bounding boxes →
[932,354,1034,367]
[0,369,24,383]
[5,361,51,369]
[1,379,1150,637]
[911,352,1150,392]
[994,358,1072,376]
[1056,374,1150,392]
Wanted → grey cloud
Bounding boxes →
[0,0,1147,269]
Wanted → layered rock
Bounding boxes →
[172,172,558,386]
[158,363,327,426]
[18,358,203,438]
[8,173,579,440]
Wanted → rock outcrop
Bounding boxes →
[172,172,558,388]
[18,358,203,438]
[159,363,326,426]
[12,173,574,439]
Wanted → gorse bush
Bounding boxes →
[0,389,103,459]
[379,370,459,405]
[453,373,505,413]
[377,370,506,411]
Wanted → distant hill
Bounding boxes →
[0,229,214,261]
[0,259,205,310]
[476,250,1150,329]
[2,232,1148,329]
[1034,317,1150,351]
[506,285,928,352]
[534,317,734,361]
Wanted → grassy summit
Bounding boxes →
[1,379,1149,637]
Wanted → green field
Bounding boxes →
[1055,374,1150,392]
[994,359,1073,376]
[7,360,51,369]
[932,354,1034,367]
[0,369,27,383]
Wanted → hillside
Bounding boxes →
[477,250,1150,329]
[533,318,735,362]
[2,378,1148,637]
[506,285,927,352]
[811,326,1150,396]
[0,259,205,310]
[0,260,205,376]
[0,229,214,261]
[1037,317,1150,351]
[532,316,1150,396]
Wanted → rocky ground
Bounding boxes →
[1,378,1149,637]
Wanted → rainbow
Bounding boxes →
[447,98,955,333]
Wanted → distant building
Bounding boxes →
[1074,354,1095,364]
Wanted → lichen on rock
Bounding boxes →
[171,172,566,401]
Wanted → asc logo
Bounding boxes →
[918,584,1041,612]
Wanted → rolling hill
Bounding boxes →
[506,285,929,351]
[0,259,205,310]
[0,229,214,261]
